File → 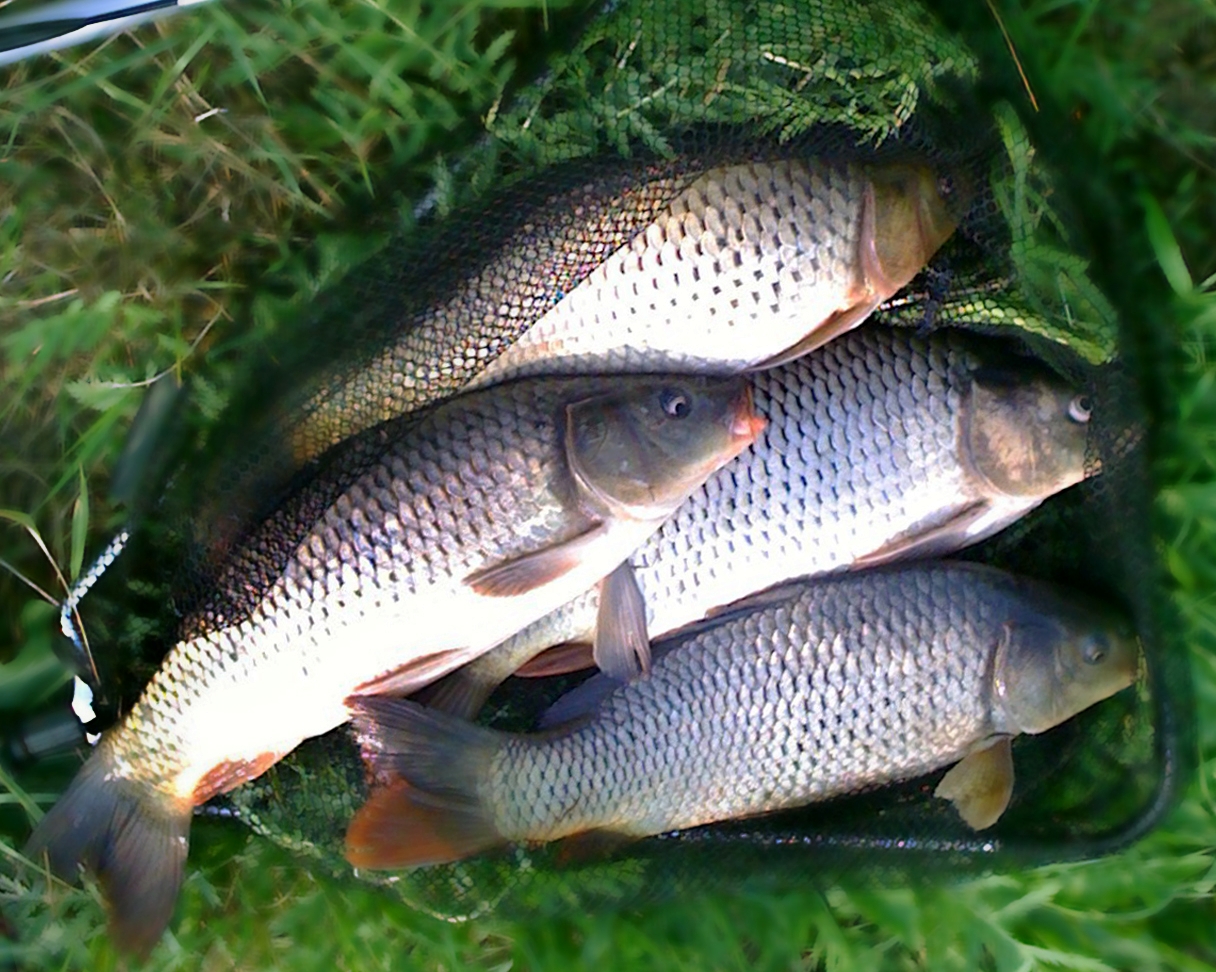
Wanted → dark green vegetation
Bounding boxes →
[2,0,1214,968]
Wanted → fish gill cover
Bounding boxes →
[48,0,1187,925]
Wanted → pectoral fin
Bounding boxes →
[748,294,885,371]
[464,523,606,597]
[851,501,990,570]
[592,562,651,680]
[935,736,1014,831]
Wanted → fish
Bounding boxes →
[293,155,959,463]
[119,154,966,663]
[119,148,960,687]
[24,372,762,956]
[345,562,1141,868]
[419,324,1096,715]
[182,152,959,571]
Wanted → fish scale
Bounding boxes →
[26,371,758,956]
[431,324,1089,714]
[468,160,871,389]
[347,564,1137,862]
[501,571,983,838]
[176,153,955,583]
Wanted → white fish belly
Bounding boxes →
[470,172,861,386]
[159,517,663,800]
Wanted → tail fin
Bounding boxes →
[24,747,190,957]
[346,697,505,868]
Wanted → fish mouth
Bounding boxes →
[1118,635,1145,687]
[730,384,767,444]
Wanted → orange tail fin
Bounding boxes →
[346,778,503,869]
[346,696,507,869]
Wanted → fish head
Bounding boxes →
[993,594,1141,735]
[864,162,964,295]
[565,375,764,520]
[962,361,1094,499]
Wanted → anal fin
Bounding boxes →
[352,648,469,698]
[514,641,596,678]
[413,669,499,720]
[192,752,283,803]
[553,828,638,866]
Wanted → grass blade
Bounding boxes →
[69,466,89,583]
[1141,191,1194,297]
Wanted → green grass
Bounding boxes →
[2,0,1216,968]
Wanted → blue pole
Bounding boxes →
[0,0,216,67]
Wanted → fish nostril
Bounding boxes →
[1084,642,1107,665]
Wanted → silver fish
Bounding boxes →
[25,373,762,955]
[185,154,958,583]
[346,562,1140,868]
[292,157,958,466]
[422,325,1095,713]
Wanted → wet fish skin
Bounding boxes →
[183,161,699,574]
[287,161,698,464]
[424,325,1094,717]
[24,373,759,956]
[463,158,957,389]
[297,155,958,461]
[347,563,1140,867]
[187,153,956,574]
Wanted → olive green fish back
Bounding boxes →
[77,0,1186,918]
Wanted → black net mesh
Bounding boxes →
[67,0,1189,921]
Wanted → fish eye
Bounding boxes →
[937,174,955,198]
[1068,395,1092,424]
[659,389,691,418]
